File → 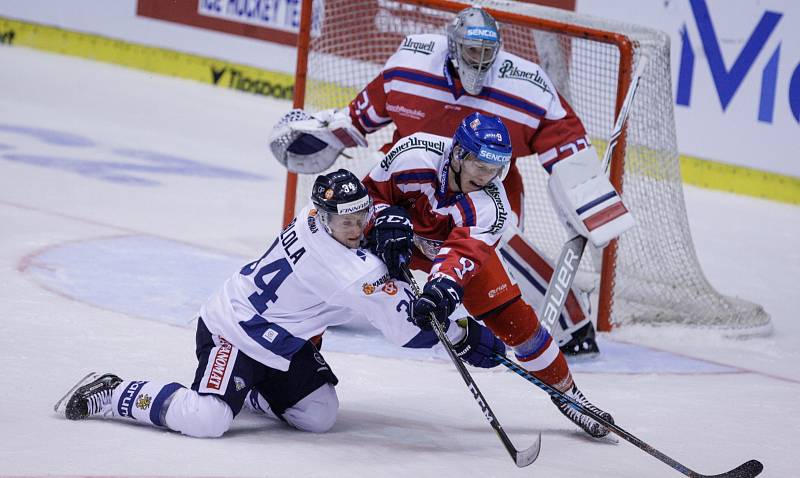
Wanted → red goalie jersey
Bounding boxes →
[348,33,591,217]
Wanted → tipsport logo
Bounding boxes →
[676,0,799,123]
[210,66,293,100]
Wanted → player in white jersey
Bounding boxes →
[365,112,615,439]
[269,7,635,357]
[55,169,505,438]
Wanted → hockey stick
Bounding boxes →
[494,354,763,478]
[539,56,648,337]
[399,265,541,468]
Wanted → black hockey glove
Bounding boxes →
[453,318,506,368]
[410,276,463,330]
[368,206,413,280]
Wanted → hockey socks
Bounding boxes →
[482,297,573,392]
[110,380,185,428]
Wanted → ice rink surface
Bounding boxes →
[1,46,798,477]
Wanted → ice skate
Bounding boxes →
[553,383,614,439]
[56,372,122,420]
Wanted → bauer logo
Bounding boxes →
[400,37,436,55]
[498,60,551,94]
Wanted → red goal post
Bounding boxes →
[282,0,771,335]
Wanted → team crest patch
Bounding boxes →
[382,280,398,296]
[362,283,376,295]
[135,394,152,411]
[234,376,246,391]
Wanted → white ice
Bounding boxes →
[1,46,798,477]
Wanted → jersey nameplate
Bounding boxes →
[281,218,306,264]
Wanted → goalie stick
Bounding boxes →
[494,354,763,478]
[539,55,648,337]
[399,265,541,468]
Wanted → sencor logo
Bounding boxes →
[465,27,498,41]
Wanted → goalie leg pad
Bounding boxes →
[548,146,634,248]
[498,232,597,354]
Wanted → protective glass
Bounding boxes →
[455,144,506,182]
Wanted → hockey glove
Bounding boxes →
[410,276,463,331]
[269,108,367,174]
[453,317,506,368]
[368,206,413,280]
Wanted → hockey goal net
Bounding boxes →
[282,0,770,334]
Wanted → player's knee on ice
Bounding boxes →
[283,383,339,433]
[164,388,234,438]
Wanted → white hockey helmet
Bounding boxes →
[446,7,502,95]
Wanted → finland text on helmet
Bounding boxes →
[311,169,373,248]
[453,112,512,168]
[446,7,502,95]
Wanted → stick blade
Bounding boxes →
[514,431,542,468]
[709,459,763,478]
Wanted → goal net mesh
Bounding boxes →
[289,0,770,333]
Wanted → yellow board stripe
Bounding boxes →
[1,16,798,205]
[680,154,800,205]
[0,16,295,100]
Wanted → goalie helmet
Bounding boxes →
[446,7,502,95]
[311,169,373,248]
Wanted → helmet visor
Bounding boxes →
[320,203,373,249]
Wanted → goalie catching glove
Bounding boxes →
[269,108,367,174]
[547,146,635,248]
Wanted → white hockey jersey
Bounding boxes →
[199,203,451,371]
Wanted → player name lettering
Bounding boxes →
[400,38,435,55]
[381,136,445,170]
[281,218,306,264]
[498,60,551,93]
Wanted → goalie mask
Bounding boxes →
[446,7,502,95]
[449,112,512,193]
[311,169,373,249]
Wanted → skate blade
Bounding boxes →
[53,372,98,415]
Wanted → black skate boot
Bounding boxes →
[59,373,122,420]
[559,321,600,356]
[553,383,614,438]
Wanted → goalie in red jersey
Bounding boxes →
[270,7,635,357]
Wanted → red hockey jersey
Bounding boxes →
[363,132,512,288]
[348,33,592,177]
